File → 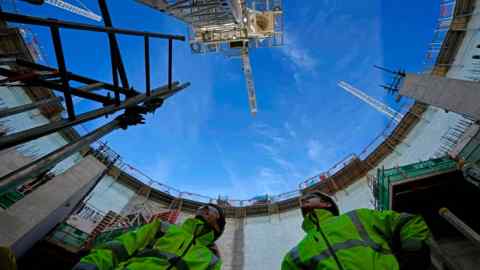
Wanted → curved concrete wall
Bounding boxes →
[81,102,467,269]
[3,1,479,268]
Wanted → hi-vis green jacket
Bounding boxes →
[282,208,431,270]
[73,218,221,270]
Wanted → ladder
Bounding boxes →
[86,210,118,247]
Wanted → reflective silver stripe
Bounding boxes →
[206,254,220,270]
[137,249,189,270]
[288,246,312,270]
[346,211,382,251]
[103,240,129,262]
[293,239,372,268]
[304,248,331,268]
[308,239,368,266]
[293,211,390,269]
[289,246,303,267]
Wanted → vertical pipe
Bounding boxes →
[168,38,173,90]
[111,46,120,105]
[98,0,130,89]
[439,208,480,249]
[144,35,151,96]
[50,26,75,120]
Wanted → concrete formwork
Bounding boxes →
[0,155,106,257]
[400,74,480,119]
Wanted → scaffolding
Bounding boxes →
[137,0,284,55]
[137,0,283,115]
[0,1,189,200]
[374,156,458,210]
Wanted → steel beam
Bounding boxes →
[50,26,75,120]
[15,59,138,96]
[0,67,115,104]
[0,82,189,151]
[110,35,120,104]
[79,82,104,92]
[0,11,185,40]
[0,119,121,195]
[98,0,130,90]
[145,35,151,96]
[168,38,173,90]
[0,96,63,118]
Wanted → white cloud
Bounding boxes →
[284,122,297,138]
[306,139,334,167]
[251,122,288,145]
[280,32,319,89]
[214,142,250,199]
[334,45,360,72]
[307,139,323,161]
[256,167,286,194]
[281,34,318,72]
[139,157,171,184]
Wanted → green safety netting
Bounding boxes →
[460,140,480,165]
[49,223,89,249]
[0,190,24,209]
[376,156,457,210]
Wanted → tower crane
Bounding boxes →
[137,0,284,116]
[20,0,102,21]
[338,81,404,124]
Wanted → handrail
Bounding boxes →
[0,11,185,40]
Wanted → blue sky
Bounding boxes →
[5,0,439,199]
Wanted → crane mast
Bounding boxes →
[338,81,404,124]
[241,48,257,115]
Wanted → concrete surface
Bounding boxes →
[400,74,480,119]
[0,156,106,257]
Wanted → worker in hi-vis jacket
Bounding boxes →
[282,191,431,270]
[73,203,226,270]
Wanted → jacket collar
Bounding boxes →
[181,218,216,246]
[302,209,335,232]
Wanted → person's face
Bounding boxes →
[196,205,220,232]
[300,194,332,213]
